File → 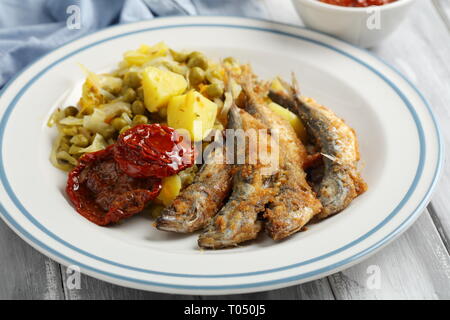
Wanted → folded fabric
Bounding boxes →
[0,0,195,89]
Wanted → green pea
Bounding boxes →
[119,125,131,135]
[111,117,128,131]
[108,84,122,96]
[70,134,89,147]
[123,72,141,89]
[131,100,146,115]
[64,106,78,117]
[122,87,136,103]
[170,49,189,63]
[102,127,116,140]
[205,83,223,99]
[136,86,145,101]
[132,115,148,126]
[187,52,208,70]
[189,67,205,86]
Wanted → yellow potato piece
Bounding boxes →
[270,77,286,93]
[142,66,187,112]
[167,90,218,141]
[123,42,169,66]
[268,102,307,143]
[157,174,182,206]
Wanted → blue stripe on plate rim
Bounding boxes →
[0,18,443,290]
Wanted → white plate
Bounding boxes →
[0,16,443,295]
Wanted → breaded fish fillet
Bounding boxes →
[198,105,277,248]
[156,143,233,233]
[269,75,367,218]
[242,78,322,240]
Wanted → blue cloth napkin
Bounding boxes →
[0,0,195,88]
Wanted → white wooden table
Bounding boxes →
[1,0,450,300]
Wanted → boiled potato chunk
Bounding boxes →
[124,42,169,66]
[157,174,182,206]
[268,102,307,143]
[167,90,218,141]
[142,66,187,112]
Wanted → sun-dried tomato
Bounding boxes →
[114,124,195,179]
[66,145,161,226]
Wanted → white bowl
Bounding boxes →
[291,0,416,48]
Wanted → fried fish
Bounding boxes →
[269,75,367,218]
[198,105,277,248]
[242,76,322,240]
[156,142,233,233]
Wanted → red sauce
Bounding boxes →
[114,124,196,179]
[66,124,196,226]
[319,0,397,7]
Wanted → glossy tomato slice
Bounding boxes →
[114,124,196,179]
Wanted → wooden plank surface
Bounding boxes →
[427,0,450,252]
[378,0,450,252]
[0,219,64,300]
[329,211,450,299]
[202,278,335,300]
[426,0,450,252]
[1,0,449,300]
